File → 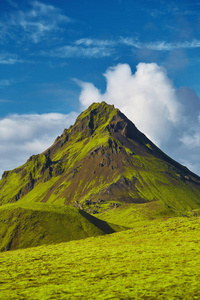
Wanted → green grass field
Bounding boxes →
[1,215,200,299]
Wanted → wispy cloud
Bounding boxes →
[0,53,22,64]
[43,36,200,60]
[75,38,117,47]
[1,1,73,44]
[120,37,200,51]
[0,79,14,88]
[144,2,200,17]
[47,39,115,58]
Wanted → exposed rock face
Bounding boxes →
[0,101,200,213]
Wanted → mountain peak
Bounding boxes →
[73,101,118,134]
[50,101,121,152]
[62,101,145,144]
[1,101,200,214]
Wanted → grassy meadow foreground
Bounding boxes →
[1,216,200,299]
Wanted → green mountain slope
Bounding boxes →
[0,202,124,251]
[1,101,200,215]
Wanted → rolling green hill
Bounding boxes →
[0,202,124,252]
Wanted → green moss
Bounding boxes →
[47,181,72,204]
[19,177,60,204]
[24,154,46,179]
[1,216,200,299]
[122,153,200,211]
[98,202,175,227]
[0,202,124,252]
[52,102,117,163]
[53,130,110,163]
[0,172,22,204]
[146,143,152,150]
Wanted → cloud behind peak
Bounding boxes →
[76,62,200,174]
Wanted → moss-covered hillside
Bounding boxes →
[1,101,200,215]
[0,202,124,252]
[1,215,200,299]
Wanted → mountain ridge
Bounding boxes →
[0,101,200,214]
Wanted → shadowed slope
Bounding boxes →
[0,202,124,252]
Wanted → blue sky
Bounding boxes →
[0,0,200,176]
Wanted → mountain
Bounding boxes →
[1,102,200,298]
[1,101,200,217]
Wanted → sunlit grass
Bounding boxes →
[1,216,200,299]
[97,201,176,227]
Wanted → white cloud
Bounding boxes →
[71,37,200,53]
[73,79,102,108]
[48,42,115,58]
[145,3,200,17]
[120,37,200,51]
[0,112,78,177]
[77,63,200,175]
[2,1,72,44]
[180,131,200,148]
[75,38,116,47]
[47,37,200,61]
[1,62,200,176]
[45,38,116,59]
[0,53,22,64]
[78,63,180,145]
